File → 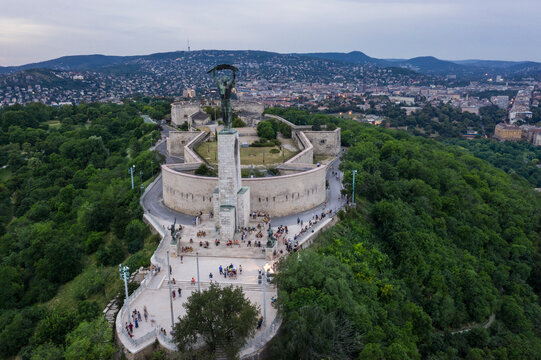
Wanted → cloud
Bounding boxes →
[0,0,540,65]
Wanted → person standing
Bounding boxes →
[172,290,176,300]
[219,265,223,275]
[180,255,183,264]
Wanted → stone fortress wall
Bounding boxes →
[285,130,314,165]
[162,164,326,217]
[303,130,341,156]
[232,101,265,115]
[171,102,200,127]
[162,112,340,217]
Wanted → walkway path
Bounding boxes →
[117,126,345,357]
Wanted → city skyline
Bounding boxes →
[1,0,541,66]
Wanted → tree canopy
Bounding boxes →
[173,283,259,358]
[0,101,164,358]
[271,109,541,360]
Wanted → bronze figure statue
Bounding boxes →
[208,64,238,131]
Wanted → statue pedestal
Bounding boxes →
[214,130,250,241]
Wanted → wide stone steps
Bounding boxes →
[162,279,272,293]
[173,244,268,259]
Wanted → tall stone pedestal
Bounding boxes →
[214,130,250,241]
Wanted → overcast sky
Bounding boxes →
[1,0,540,66]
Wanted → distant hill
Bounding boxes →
[0,68,87,89]
[400,56,467,74]
[298,51,389,66]
[1,50,541,79]
[0,54,131,75]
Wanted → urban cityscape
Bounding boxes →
[1,1,541,360]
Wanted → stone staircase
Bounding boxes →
[103,298,119,325]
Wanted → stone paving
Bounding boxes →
[117,127,346,356]
[126,253,277,340]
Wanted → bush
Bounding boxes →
[257,121,276,140]
[194,164,216,177]
[270,148,280,154]
[84,232,106,254]
[232,117,246,128]
[125,251,151,271]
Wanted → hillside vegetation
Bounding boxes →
[268,109,541,359]
[0,101,164,358]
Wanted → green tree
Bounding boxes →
[173,283,259,358]
[64,318,115,360]
[30,342,64,360]
[257,121,276,140]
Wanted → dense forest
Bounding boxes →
[444,139,541,188]
[380,103,508,138]
[0,100,166,359]
[268,108,541,359]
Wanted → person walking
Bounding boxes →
[219,265,223,275]
[239,265,243,274]
[209,272,213,281]
[180,255,183,264]
[128,322,133,333]
[178,288,182,297]
[172,290,176,300]
[169,265,172,275]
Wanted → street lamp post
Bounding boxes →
[166,251,175,334]
[262,269,267,326]
[119,264,131,325]
[128,165,135,189]
[196,252,201,292]
[139,170,143,184]
[352,170,358,204]
[140,184,144,196]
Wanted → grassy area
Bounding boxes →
[196,141,298,166]
[45,120,61,128]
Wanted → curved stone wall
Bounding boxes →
[162,165,217,215]
[243,166,326,216]
[162,164,327,217]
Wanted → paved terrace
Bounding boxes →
[116,129,347,357]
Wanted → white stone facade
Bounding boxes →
[171,102,201,127]
[162,165,327,217]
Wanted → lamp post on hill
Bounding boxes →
[119,264,131,324]
[128,165,135,189]
[352,170,358,204]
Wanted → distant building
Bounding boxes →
[490,95,509,109]
[183,88,196,98]
[401,106,422,116]
[389,96,415,105]
[494,123,522,141]
[494,123,541,146]
[461,105,480,115]
[171,102,200,127]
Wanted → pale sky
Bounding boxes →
[1,0,540,66]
